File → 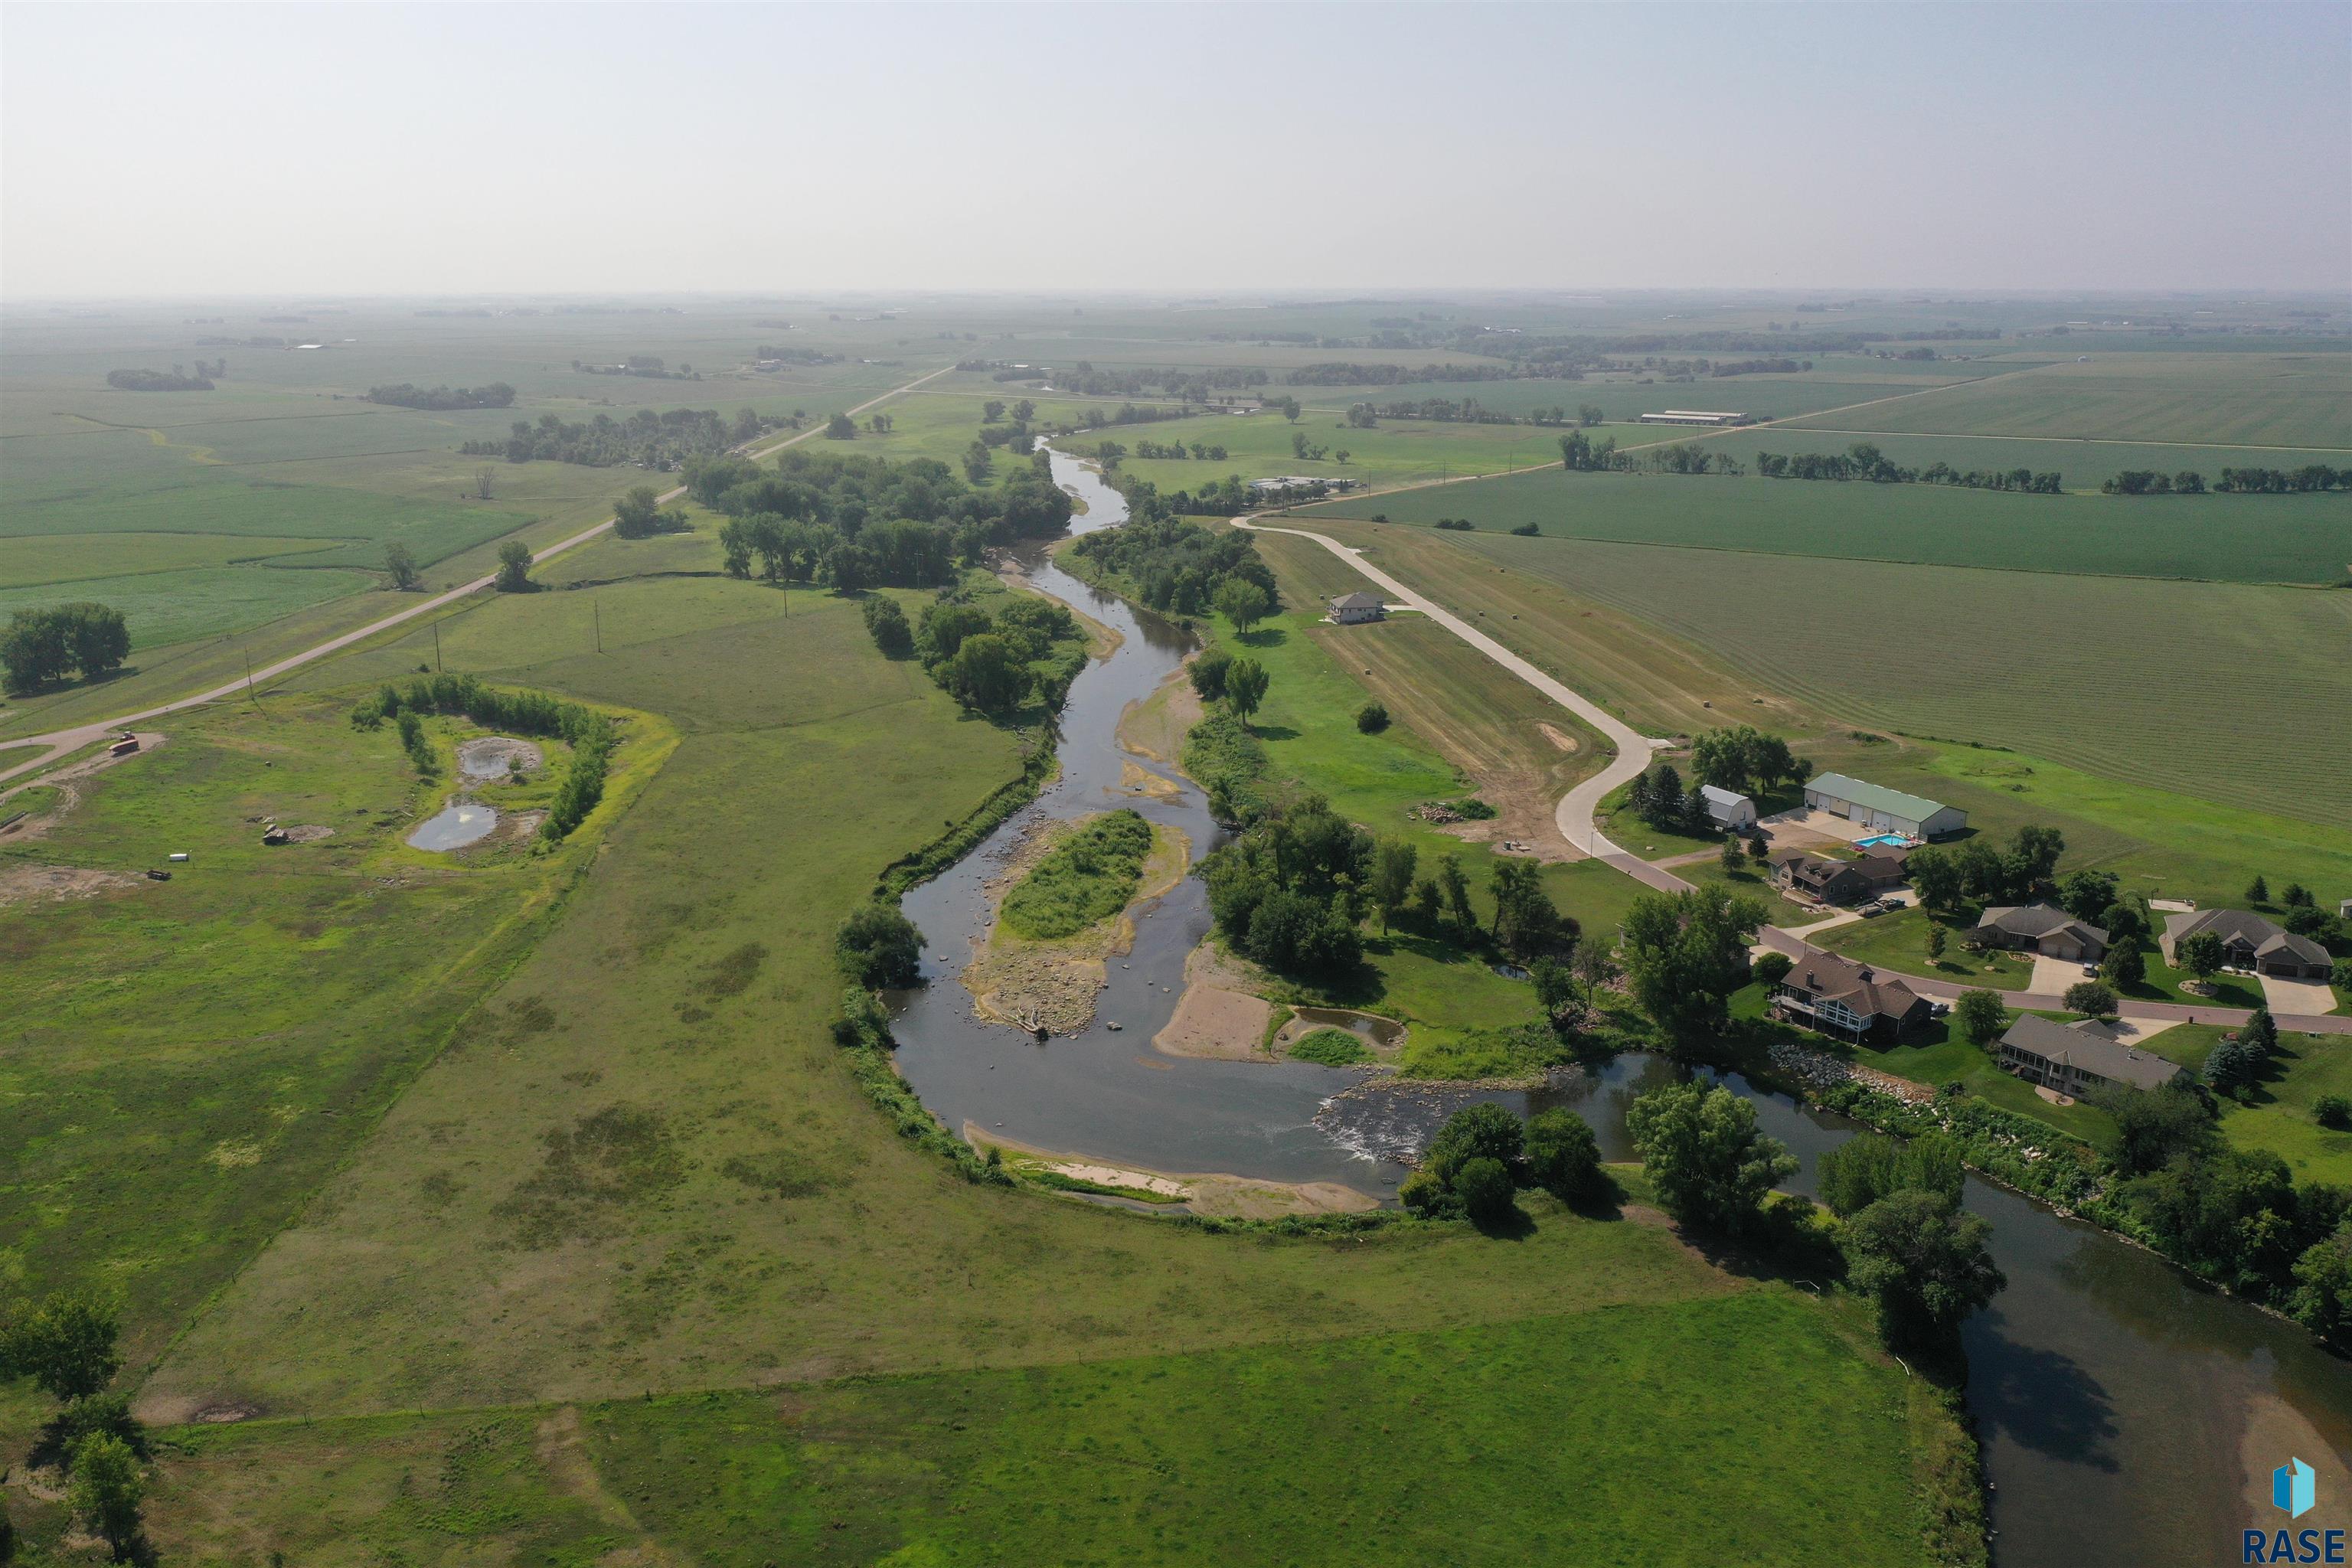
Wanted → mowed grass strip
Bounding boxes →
[1302,520,2352,831]
[1303,466,2352,586]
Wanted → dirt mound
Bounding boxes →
[0,864,143,907]
[277,824,336,843]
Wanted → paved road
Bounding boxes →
[1236,515,2350,1039]
[0,368,950,788]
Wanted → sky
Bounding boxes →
[3,1,2347,299]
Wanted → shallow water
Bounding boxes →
[405,798,497,850]
[884,448,2352,1564]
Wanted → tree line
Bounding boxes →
[2105,465,2347,495]
[349,675,616,841]
[861,588,1087,720]
[1065,507,1278,619]
[1755,443,2061,492]
[2,603,130,694]
[106,366,213,391]
[366,381,516,410]
[465,406,790,470]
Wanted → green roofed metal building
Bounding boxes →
[1802,773,1968,839]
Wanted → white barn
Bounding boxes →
[1699,785,1757,831]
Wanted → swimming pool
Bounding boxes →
[1855,833,1913,848]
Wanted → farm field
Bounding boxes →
[1294,519,2352,830]
[1301,466,2352,586]
[1288,362,2034,425]
[1103,408,1589,494]
[0,561,383,651]
[1778,352,2352,448]
[0,530,340,589]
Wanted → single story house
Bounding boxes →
[1802,773,1968,840]
[2158,908,2332,979]
[1997,1014,2187,1097]
[1699,785,1757,831]
[1768,849,1906,906]
[1968,904,2109,962]
[1328,591,1387,626]
[1772,952,1931,1044]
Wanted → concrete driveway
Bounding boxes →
[2030,954,2096,997]
[2262,975,2341,1015]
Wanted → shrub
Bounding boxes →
[2063,980,2118,1018]
[1425,1102,1524,1186]
[1288,1027,1372,1066]
[1189,645,1233,701]
[836,903,923,988]
[862,596,913,658]
[2317,1095,2352,1131]
[1453,798,1498,821]
[1355,701,1390,734]
[1399,1168,1452,1214]
[1508,521,1540,537]
[1753,951,1793,988]
[1454,1157,1517,1222]
[1000,811,1155,940]
[1524,1108,1602,1200]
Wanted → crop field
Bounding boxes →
[1302,467,2352,586]
[1300,519,2352,831]
[1779,353,2352,449]
[1106,408,1594,495]
[0,530,340,589]
[0,561,384,650]
[1289,361,2034,426]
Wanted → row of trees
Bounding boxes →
[2105,465,2348,495]
[365,381,516,410]
[1,603,130,694]
[349,675,615,841]
[106,365,212,390]
[466,407,789,469]
[2,1289,146,1556]
[1688,724,1812,796]
[1127,438,1232,461]
[1755,443,2062,493]
[1067,508,1279,621]
[1903,825,2067,913]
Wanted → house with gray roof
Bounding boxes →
[1968,904,2109,962]
[2159,908,2331,979]
[1802,773,1968,839]
[1328,591,1386,625]
[1997,1014,2187,1097]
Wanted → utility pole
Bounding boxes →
[593,598,602,655]
[243,649,258,709]
[433,621,443,673]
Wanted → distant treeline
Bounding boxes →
[1711,357,1811,377]
[367,381,515,410]
[1,603,130,695]
[965,360,1269,401]
[689,447,1073,592]
[756,346,843,365]
[195,335,286,348]
[1360,397,1597,426]
[466,407,789,469]
[574,355,697,381]
[2105,466,2349,496]
[106,367,213,391]
[351,674,614,841]
[1755,443,2060,493]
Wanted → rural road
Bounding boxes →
[1235,515,2351,1039]
[0,367,952,787]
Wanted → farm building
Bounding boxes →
[1699,785,1757,830]
[2158,909,2331,979]
[1249,475,1361,495]
[1636,410,1754,427]
[1998,1015,2186,1097]
[1771,952,1929,1044]
[1802,773,1968,840]
[1328,592,1387,626]
[1968,904,2109,963]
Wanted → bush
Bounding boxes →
[1425,1102,1524,1186]
[2317,1095,2352,1131]
[862,596,913,658]
[836,903,923,988]
[1000,811,1155,940]
[1288,1027,1372,1066]
[1189,645,1233,701]
[1454,1157,1517,1222]
[1453,798,1498,821]
[1508,521,1540,537]
[1753,951,1793,988]
[1524,1109,1602,1200]
[2063,980,2118,1018]
[1355,701,1390,733]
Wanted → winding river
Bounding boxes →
[887,451,2352,1566]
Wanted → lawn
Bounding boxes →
[1866,1026,2118,1146]
[1300,466,2352,586]
[1295,518,2352,831]
[1818,907,2040,991]
[2219,1031,2352,1187]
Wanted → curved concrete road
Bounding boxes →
[1238,516,2351,1039]
[0,368,951,788]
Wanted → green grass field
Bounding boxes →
[0,562,384,651]
[0,531,345,590]
[1302,467,2352,586]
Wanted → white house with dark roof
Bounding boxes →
[1328,591,1387,625]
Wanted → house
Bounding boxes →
[2159,909,2332,979]
[1968,904,2109,962]
[1768,850,1873,906]
[1328,592,1387,626]
[1802,773,1968,839]
[1699,785,1757,831]
[1997,1014,2187,1097]
[1772,952,1931,1043]
[1637,410,1753,427]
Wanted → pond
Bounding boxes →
[405,798,498,851]
[883,447,2352,1565]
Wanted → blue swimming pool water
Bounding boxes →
[1855,833,1912,848]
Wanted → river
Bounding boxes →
[887,450,2352,1566]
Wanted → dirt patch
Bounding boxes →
[965,815,1187,1036]
[457,734,544,780]
[0,864,145,907]
[1119,760,1182,801]
[273,823,336,843]
[1154,940,1276,1060]
[965,1125,1378,1218]
[1537,722,1581,753]
[194,1401,263,1423]
[1436,767,1572,862]
[0,730,165,843]
[1118,667,1203,766]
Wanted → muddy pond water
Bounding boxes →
[885,449,2352,1566]
[405,798,498,851]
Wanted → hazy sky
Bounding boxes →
[5,1,2346,298]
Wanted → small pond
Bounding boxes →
[407,798,498,851]
[457,736,543,782]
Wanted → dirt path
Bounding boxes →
[0,368,955,788]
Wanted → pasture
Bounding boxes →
[1298,519,2352,831]
[1302,467,2352,586]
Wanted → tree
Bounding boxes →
[68,1431,145,1560]
[1625,1081,1797,1236]
[1411,877,1443,929]
[0,1289,122,1403]
[1369,839,1417,933]
[2177,929,2226,990]
[982,399,1006,423]
[2058,870,2119,923]
[2102,1083,2217,1175]
[2291,1217,2352,1348]
[1425,1102,1524,1186]
[1439,853,1475,933]
[1953,988,2007,1046]
[1524,1108,1602,1200]
[945,632,1024,716]
[2,604,129,694]
[862,596,913,658]
[2063,980,2118,1018]
[1212,577,1273,633]
[613,485,678,538]
[474,466,496,501]
[835,903,922,988]
[1490,859,1566,962]
[1906,845,1962,913]
[718,518,754,579]
[2242,1006,2279,1060]
[1842,1189,2006,1345]
[1531,956,1576,1021]
[962,440,994,482]
[1926,922,1949,965]
[1752,949,1792,988]
[2282,882,2314,909]
[2246,874,2271,906]
[2204,1035,2260,1096]
[825,410,857,439]
[494,539,534,593]
[384,541,422,591]
[1453,1157,1517,1223]
[1818,1132,1965,1217]
[1355,701,1390,734]
[1573,939,1619,1006]
[1616,884,1767,1037]
[2100,942,2146,990]
[1188,645,1232,701]
[1223,657,1269,727]
[1718,836,1745,874]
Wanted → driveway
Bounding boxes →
[2030,955,2094,997]
[2262,975,2341,1016]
